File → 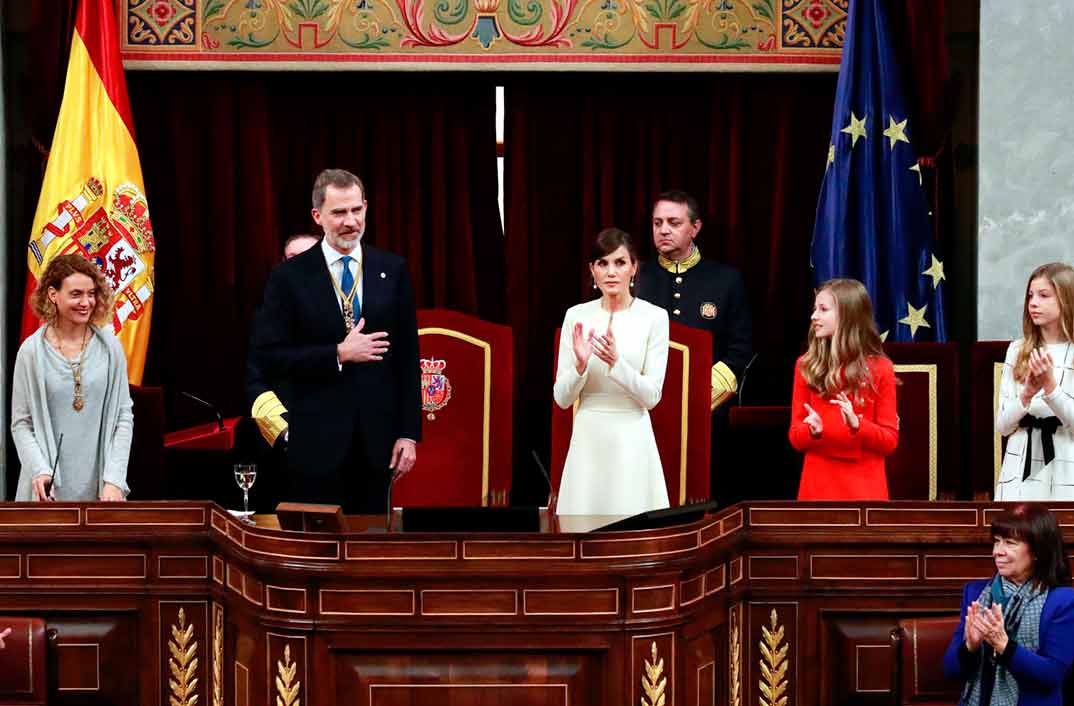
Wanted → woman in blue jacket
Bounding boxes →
[944,503,1074,705]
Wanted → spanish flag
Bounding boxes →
[22,0,155,383]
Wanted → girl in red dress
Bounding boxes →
[789,279,899,500]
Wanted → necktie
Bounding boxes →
[340,256,361,319]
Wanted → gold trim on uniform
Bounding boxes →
[658,245,702,274]
[711,361,738,411]
[252,390,288,446]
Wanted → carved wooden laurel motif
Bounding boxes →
[169,607,199,706]
[730,604,742,706]
[641,641,667,706]
[759,609,788,706]
[276,644,301,706]
[212,604,223,706]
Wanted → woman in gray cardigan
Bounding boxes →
[11,254,132,501]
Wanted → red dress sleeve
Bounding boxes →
[788,358,818,451]
[850,357,899,456]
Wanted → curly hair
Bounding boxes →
[30,254,115,327]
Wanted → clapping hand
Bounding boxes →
[829,392,860,430]
[803,403,823,437]
[963,603,985,652]
[0,627,11,649]
[591,312,619,368]
[1028,348,1057,395]
[572,322,593,374]
[972,602,1009,655]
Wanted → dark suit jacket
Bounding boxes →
[637,258,753,381]
[253,243,421,485]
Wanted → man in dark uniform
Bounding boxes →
[636,190,752,505]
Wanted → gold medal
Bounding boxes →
[330,259,361,331]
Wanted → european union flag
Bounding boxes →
[811,0,946,342]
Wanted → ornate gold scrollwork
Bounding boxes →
[212,604,223,706]
[641,640,667,706]
[276,644,301,706]
[730,604,741,706]
[759,609,788,706]
[168,607,199,706]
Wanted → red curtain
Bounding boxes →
[125,71,505,415]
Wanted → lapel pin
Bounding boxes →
[380,272,386,279]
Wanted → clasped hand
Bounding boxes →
[572,313,618,373]
[1021,348,1056,406]
[337,317,390,363]
[964,602,1008,654]
[32,475,124,502]
[802,392,859,437]
[0,626,11,649]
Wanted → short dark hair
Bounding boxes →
[283,233,318,250]
[991,503,1072,589]
[590,227,637,264]
[654,189,701,223]
[312,169,366,210]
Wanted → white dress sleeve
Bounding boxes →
[553,310,588,409]
[996,340,1029,437]
[607,306,669,410]
[1042,346,1074,429]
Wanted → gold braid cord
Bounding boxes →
[276,644,301,706]
[641,641,667,706]
[168,607,199,706]
[730,604,741,706]
[759,609,788,706]
[212,604,223,706]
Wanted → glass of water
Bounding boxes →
[233,464,257,524]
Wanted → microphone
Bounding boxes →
[179,391,225,431]
[531,450,554,506]
[735,353,759,406]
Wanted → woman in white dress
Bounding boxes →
[995,262,1074,500]
[553,228,670,515]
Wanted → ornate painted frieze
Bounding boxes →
[120,0,842,69]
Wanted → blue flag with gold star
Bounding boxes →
[811,0,946,342]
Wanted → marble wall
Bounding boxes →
[978,2,1074,340]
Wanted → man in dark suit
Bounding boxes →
[636,190,752,505]
[253,170,421,514]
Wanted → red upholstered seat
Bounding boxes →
[550,321,713,507]
[0,617,47,704]
[884,342,959,500]
[970,341,1012,499]
[890,615,962,706]
[391,309,514,507]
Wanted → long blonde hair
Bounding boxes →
[1014,262,1074,380]
[799,278,885,397]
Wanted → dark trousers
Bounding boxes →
[284,421,393,515]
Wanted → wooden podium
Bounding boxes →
[0,500,1066,705]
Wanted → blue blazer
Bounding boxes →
[944,579,1074,706]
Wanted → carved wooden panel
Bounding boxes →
[47,615,139,705]
[159,601,208,706]
[334,652,603,705]
[747,604,796,706]
[632,633,675,706]
[267,633,306,706]
[821,615,898,706]
[684,628,720,706]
